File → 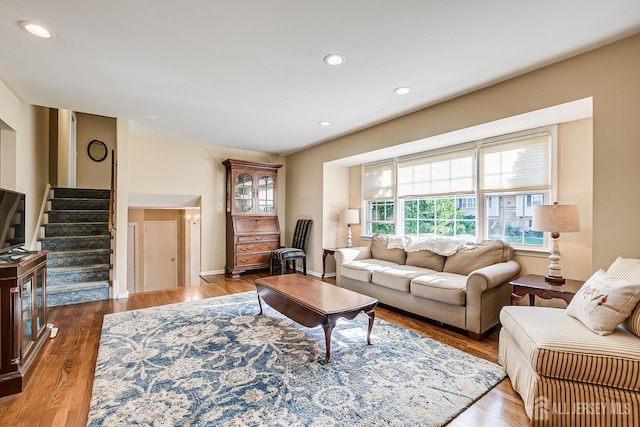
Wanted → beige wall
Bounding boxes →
[0,80,49,250]
[287,33,640,279]
[127,133,286,274]
[76,113,116,189]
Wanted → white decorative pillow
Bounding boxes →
[566,269,640,335]
[607,257,640,336]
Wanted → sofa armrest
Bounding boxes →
[335,247,371,286]
[467,260,522,292]
[466,260,521,335]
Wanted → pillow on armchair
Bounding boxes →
[607,256,640,336]
[566,269,640,335]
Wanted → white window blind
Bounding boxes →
[397,148,475,197]
[479,133,550,192]
[364,162,396,199]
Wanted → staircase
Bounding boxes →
[41,188,112,307]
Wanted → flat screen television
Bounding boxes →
[0,188,26,253]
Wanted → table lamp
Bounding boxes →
[532,202,580,284]
[339,209,360,248]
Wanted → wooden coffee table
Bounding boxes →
[255,275,378,363]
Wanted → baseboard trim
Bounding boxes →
[200,270,225,276]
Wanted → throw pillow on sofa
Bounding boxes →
[566,269,640,335]
[371,235,406,264]
[442,240,512,276]
[607,256,640,337]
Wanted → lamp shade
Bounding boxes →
[532,203,580,232]
[339,209,360,225]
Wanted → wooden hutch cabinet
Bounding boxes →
[0,251,48,397]
[223,159,282,278]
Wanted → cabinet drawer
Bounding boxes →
[237,234,280,244]
[236,253,271,267]
[236,242,279,254]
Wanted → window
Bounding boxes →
[367,199,395,234]
[403,196,476,238]
[398,148,476,238]
[479,132,551,247]
[364,163,396,234]
[485,194,544,245]
[361,128,554,249]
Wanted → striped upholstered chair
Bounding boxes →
[499,256,640,426]
[270,219,312,275]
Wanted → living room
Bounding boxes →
[1,2,640,426]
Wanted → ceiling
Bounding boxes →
[1,1,639,156]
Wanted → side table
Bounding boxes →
[322,248,339,279]
[510,274,585,306]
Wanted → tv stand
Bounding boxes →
[0,251,49,397]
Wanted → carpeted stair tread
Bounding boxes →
[47,281,110,291]
[47,281,110,307]
[44,223,109,237]
[47,249,111,268]
[41,235,111,251]
[52,188,110,199]
[48,264,110,273]
[50,198,110,211]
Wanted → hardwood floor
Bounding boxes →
[0,272,530,427]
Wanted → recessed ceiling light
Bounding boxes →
[18,21,54,39]
[393,86,412,95]
[319,121,331,126]
[323,53,345,66]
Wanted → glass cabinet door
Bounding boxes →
[22,278,34,354]
[234,173,253,212]
[257,175,276,213]
[36,269,45,334]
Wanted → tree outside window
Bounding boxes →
[403,196,476,238]
[367,200,395,234]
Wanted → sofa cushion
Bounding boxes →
[566,269,640,335]
[607,256,640,337]
[500,305,640,391]
[410,272,467,306]
[443,240,511,276]
[341,259,398,282]
[405,250,446,271]
[371,265,438,293]
[371,235,407,265]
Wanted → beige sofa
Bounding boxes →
[335,235,521,339]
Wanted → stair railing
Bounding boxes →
[108,149,116,233]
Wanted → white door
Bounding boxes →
[127,222,138,294]
[144,221,177,292]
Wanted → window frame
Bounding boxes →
[360,125,557,252]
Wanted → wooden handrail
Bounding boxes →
[108,149,116,233]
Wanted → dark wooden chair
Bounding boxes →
[270,219,313,275]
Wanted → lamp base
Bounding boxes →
[544,275,566,285]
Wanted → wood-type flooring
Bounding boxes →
[0,272,529,427]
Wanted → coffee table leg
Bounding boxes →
[322,320,336,363]
[365,309,375,345]
[257,294,263,315]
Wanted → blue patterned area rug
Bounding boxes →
[87,291,506,426]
